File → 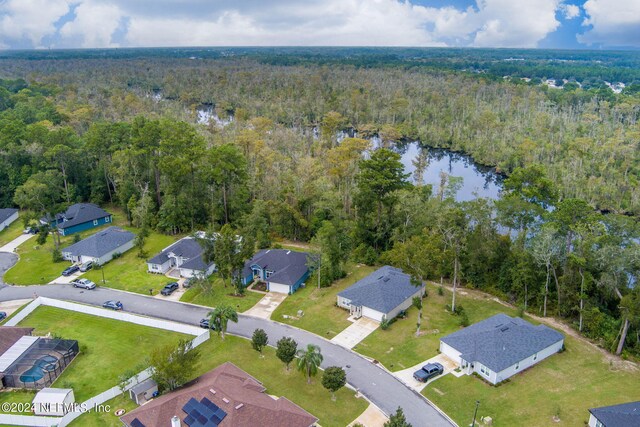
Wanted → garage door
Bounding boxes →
[269,282,291,294]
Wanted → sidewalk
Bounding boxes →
[331,317,379,349]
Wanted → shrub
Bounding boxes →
[73,234,81,243]
[111,252,122,260]
[380,318,391,330]
[459,311,470,327]
[51,248,63,263]
[437,286,444,296]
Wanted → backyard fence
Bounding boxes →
[1,297,209,426]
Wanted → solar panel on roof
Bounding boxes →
[182,397,228,427]
[130,418,146,427]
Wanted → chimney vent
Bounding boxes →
[171,415,181,427]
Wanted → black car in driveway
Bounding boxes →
[161,282,179,296]
[413,362,444,383]
[61,265,80,276]
[199,318,219,330]
[102,300,123,310]
[0,311,6,321]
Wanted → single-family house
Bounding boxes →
[439,313,564,385]
[61,226,135,265]
[41,203,113,236]
[147,234,215,279]
[241,249,310,294]
[588,401,640,427]
[0,208,18,232]
[336,266,425,322]
[32,388,75,416]
[121,362,318,427]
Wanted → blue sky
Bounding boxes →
[0,0,638,50]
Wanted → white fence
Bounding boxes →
[1,297,209,426]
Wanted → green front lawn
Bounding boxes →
[0,390,36,415]
[67,394,137,427]
[354,283,519,370]
[71,336,368,427]
[271,264,378,338]
[180,275,263,312]
[17,306,187,401]
[424,332,640,426]
[83,231,177,295]
[0,216,25,247]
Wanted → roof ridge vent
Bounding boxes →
[222,397,230,403]
[235,403,244,410]
[286,250,291,254]
[209,388,216,394]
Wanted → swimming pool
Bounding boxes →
[19,355,58,383]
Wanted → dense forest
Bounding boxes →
[0,49,639,359]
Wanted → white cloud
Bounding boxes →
[579,0,640,46]
[59,1,124,48]
[0,0,72,47]
[560,4,580,19]
[4,0,635,49]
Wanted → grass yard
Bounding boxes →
[17,306,187,401]
[424,332,640,426]
[271,263,378,338]
[83,231,177,295]
[0,216,25,247]
[0,389,36,415]
[354,283,519,370]
[67,394,137,427]
[71,336,368,427]
[180,275,263,312]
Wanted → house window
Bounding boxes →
[533,353,538,360]
[105,216,110,223]
[93,219,99,226]
[515,362,519,370]
[595,421,604,427]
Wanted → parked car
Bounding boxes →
[102,300,123,310]
[199,318,219,330]
[161,282,179,296]
[413,362,444,383]
[0,311,7,321]
[79,261,93,272]
[61,265,80,276]
[71,278,96,290]
[182,278,194,288]
[23,226,38,234]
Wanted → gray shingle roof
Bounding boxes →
[0,208,18,224]
[148,237,204,265]
[147,237,214,273]
[440,313,564,373]
[337,266,424,314]
[243,249,310,286]
[45,203,111,229]
[62,226,135,258]
[589,401,640,427]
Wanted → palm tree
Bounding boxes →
[296,344,323,384]
[209,304,238,340]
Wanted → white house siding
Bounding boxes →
[337,296,352,309]
[439,341,462,364]
[494,339,564,383]
[147,259,173,274]
[362,307,386,322]
[269,282,291,294]
[0,211,18,231]
[588,414,603,427]
[384,287,425,320]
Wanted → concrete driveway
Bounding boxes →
[49,270,84,284]
[393,354,459,392]
[349,403,389,427]
[331,317,379,349]
[244,292,287,319]
[0,234,34,253]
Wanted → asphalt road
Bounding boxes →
[0,253,455,427]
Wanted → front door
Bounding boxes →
[350,305,362,318]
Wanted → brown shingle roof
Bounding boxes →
[121,362,318,427]
[0,327,34,356]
